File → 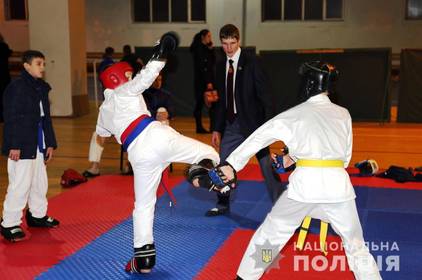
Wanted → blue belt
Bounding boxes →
[121,115,154,151]
[37,120,44,153]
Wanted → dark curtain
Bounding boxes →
[259,48,391,122]
[397,49,422,123]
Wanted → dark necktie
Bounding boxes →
[226,59,235,123]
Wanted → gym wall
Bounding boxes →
[136,47,391,122]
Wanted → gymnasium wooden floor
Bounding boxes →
[0,104,421,214]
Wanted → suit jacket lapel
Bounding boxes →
[235,52,245,101]
[219,58,227,100]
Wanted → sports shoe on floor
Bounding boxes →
[82,170,100,178]
[26,210,60,228]
[1,224,25,242]
[205,206,230,217]
[125,244,156,274]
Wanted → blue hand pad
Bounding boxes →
[272,155,285,174]
[208,168,225,186]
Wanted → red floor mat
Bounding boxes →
[195,230,355,280]
[0,174,184,279]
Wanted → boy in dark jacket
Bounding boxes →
[1,50,59,242]
[142,73,173,124]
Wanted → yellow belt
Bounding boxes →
[296,159,344,168]
[295,160,342,254]
[296,216,329,256]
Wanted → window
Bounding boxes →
[262,0,343,21]
[262,0,282,20]
[133,0,206,23]
[284,0,302,20]
[191,0,205,21]
[4,0,28,20]
[304,0,323,20]
[153,0,169,22]
[172,0,188,22]
[406,0,422,19]
[326,0,342,18]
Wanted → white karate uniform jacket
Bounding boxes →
[95,60,165,143]
[226,93,355,203]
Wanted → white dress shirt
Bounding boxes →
[96,60,165,144]
[225,48,241,114]
[226,93,355,203]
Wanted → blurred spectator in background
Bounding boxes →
[96,47,115,102]
[0,33,12,123]
[121,44,144,78]
[142,73,174,125]
[190,29,216,133]
[83,46,115,177]
[98,47,115,74]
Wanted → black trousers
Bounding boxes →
[216,119,284,207]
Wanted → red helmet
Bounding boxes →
[60,169,87,188]
[99,61,133,89]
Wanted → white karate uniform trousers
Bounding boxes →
[237,190,382,280]
[127,122,219,248]
[1,151,48,227]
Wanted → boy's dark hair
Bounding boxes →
[105,47,115,56]
[22,50,45,64]
[123,44,131,55]
[219,24,240,41]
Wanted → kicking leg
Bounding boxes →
[145,124,219,165]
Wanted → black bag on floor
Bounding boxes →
[377,165,415,183]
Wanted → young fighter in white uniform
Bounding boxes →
[212,61,381,280]
[95,32,220,274]
[1,50,60,242]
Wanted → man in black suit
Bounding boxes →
[207,24,284,216]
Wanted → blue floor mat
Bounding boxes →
[37,181,422,280]
[355,187,422,213]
